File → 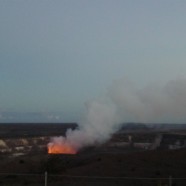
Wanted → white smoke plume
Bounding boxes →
[108,78,186,123]
[48,78,186,153]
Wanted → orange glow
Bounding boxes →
[48,143,77,154]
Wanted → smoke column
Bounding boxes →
[48,101,119,153]
[48,78,186,153]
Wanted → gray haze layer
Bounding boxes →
[49,79,186,152]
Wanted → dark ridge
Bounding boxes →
[0,123,78,138]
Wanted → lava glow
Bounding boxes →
[48,143,77,154]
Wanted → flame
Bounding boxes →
[48,143,77,154]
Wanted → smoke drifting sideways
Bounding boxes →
[48,78,186,154]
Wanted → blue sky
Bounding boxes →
[0,0,186,122]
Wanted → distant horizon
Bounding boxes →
[0,122,186,125]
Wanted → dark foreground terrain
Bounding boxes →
[0,149,186,185]
[0,123,186,186]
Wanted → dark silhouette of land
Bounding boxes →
[0,123,186,185]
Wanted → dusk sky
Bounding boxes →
[1,1,186,123]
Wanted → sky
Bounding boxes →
[0,0,186,123]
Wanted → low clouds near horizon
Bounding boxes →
[2,78,186,124]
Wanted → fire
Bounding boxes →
[48,143,77,154]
